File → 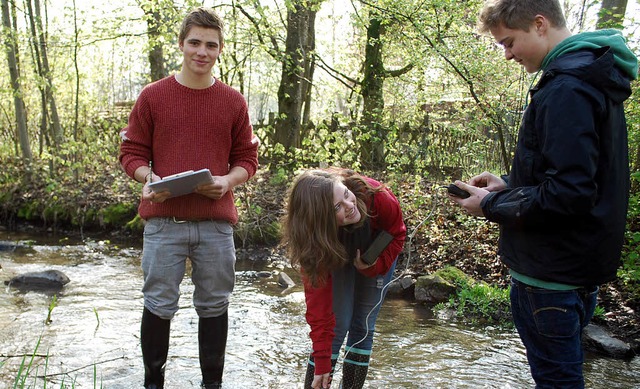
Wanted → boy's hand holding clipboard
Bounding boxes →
[148,169,214,198]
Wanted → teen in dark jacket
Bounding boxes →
[484,42,633,287]
[449,0,637,387]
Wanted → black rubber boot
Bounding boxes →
[141,307,171,389]
[303,358,315,389]
[340,350,370,389]
[199,311,228,388]
[303,355,337,389]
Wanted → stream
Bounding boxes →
[1,231,638,388]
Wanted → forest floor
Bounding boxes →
[2,168,639,355]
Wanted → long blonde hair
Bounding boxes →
[280,168,383,287]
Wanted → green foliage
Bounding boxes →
[269,167,290,186]
[257,117,363,174]
[0,109,141,232]
[94,307,101,330]
[593,305,606,320]
[455,282,511,324]
[258,109,504,182]
[17,202,41,221]
[98,203,137,228]
[125,214,145,233]
[434,265,473,288]
[622,75,638,300]
[392,176,441,237]
[45,295,58,325]
[12,337,44,389]
[626,79,640,179]
[235,196,281,248]
[618,175,640,299]
[10,336,102,389]
[435,266,512,326]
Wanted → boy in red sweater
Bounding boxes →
[119,7,258,389]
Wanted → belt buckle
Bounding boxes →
[172,216,188,224]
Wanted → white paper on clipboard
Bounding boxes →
[148,168,214,198]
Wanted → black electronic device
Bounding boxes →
[446,184,470,199]
[361,230,394,265]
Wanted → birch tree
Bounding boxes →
[26,0,63,149]
[2,0,32,163]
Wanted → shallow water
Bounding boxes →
[0,232,638,388]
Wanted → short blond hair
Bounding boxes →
[178,7,224,45]
[478,0,566,33]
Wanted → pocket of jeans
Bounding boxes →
[212,220,234,235]
[525,287,580,338]
[143,217,168,236]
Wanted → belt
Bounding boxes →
[171,217,213,224]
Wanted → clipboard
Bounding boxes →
[148,168,214,198]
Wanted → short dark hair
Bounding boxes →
[178,7,224,45]
[478,0,566,33]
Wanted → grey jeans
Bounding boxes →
[141,217,236,319]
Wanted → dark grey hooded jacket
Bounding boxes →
[481,43,635,286]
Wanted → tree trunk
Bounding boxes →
[274,1,321,152]
[25,0,48,155]
[301,9,317,129]
[597,0,628,29]
[143,5,165,82]
[275,3,307,151]
[633,146,640,192]
[72,0,79,141]
[72,0,80,182]
[1,0,32,163]
[223,4,246,94]
[31,0,64,147]
[360,17,386,170]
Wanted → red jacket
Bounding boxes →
[303,177,406,374]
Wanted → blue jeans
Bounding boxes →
[510,278,598,388]
[331,259,397,357]
[141,218,236,320]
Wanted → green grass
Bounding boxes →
[434,266,512,326]
[12,336,45,389]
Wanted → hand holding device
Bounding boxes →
[148,168,214,198]
[446,183,470,199]
[361,230,394,265]
[468,172,507,192]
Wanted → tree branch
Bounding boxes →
[314,53,359,91]
[386,63,414,77]
[234,3,282,61]
[39,355,126,379]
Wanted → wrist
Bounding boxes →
[138,168,152,184]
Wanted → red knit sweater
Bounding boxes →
[303,177,406,375]
[119,76,259,223]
